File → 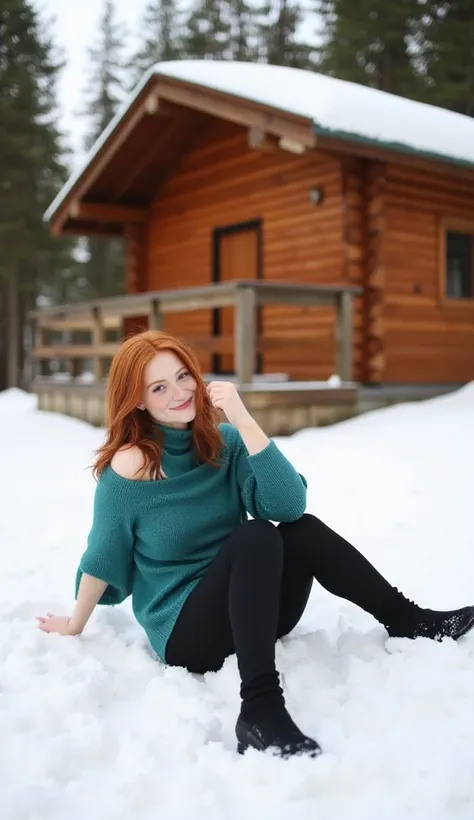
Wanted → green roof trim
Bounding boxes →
[312,124,474,172]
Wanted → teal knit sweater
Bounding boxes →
[76,423,307,661]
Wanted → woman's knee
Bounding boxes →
[231,518,283,552]
[239,518,277,532]
[240,518,282,538]
[278,513,322,535]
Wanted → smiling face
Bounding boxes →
[140,350,198,428]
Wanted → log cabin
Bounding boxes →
[42,60,474,393]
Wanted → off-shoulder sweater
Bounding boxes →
[75,423,307,661]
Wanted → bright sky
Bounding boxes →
[33,0,320,165]
[34,0,142,161]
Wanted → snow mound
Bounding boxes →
[1,384,474,819]
[0,387,37,415]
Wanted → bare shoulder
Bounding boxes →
[110,446,148,480]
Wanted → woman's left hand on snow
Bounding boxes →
[206,381,251,428]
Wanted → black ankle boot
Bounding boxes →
[236,700,322,759]
[385,594,474,641]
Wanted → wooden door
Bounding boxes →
[213,221,261,374]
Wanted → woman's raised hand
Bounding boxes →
[206,381,251,427]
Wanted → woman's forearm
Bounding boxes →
[69,573,108,633]
[235,413,270,456]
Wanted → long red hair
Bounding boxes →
[93,330,222,480]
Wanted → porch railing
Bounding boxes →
[29,280,361,385]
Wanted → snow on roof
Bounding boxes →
[157,60,474,167]
[44,60,474,223]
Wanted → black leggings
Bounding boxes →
[166,515,403,704]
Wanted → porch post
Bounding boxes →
[235,285,257,384]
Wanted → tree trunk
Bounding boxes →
[0,279,6,391]
[6,265,20,388]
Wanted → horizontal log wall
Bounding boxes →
[146,121,348,380]
[384,163,474,383]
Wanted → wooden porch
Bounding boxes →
[29,279,360,436]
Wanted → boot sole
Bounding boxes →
[236,722,321,758]
[389,612,474,641]
[451,614,474,641]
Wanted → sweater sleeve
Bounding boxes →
[75,471,135,606]
[226,426,307,522]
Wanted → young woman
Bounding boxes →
[37,331,474,760]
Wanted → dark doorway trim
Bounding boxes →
[211,218,263,375]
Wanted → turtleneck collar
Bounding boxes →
[155,423,194,457]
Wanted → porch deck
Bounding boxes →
[33,376,357,435]
[28,279,362,435]
[28,280,462,435]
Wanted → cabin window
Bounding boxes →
[444,229,474,300]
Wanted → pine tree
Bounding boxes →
[0,0,76,388]
[227,0,262,61]
[81,0,127,298]
[259,0,315,68]
[315,0,423,97]
[83,0,127,149]
[129,0,183,90]
[421,0,474,116]
[183,0,232,59]
[182,0,312,65]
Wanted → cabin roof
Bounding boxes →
[44,60,474,234]
[154,60,474,168]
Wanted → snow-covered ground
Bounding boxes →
[1,385,474,820]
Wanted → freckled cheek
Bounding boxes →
[149,380,197,410]
[150,392,168,409]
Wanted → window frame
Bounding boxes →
[439,217,474,307]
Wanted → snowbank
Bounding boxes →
[1,385,474,820]
[0,387,37,415]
